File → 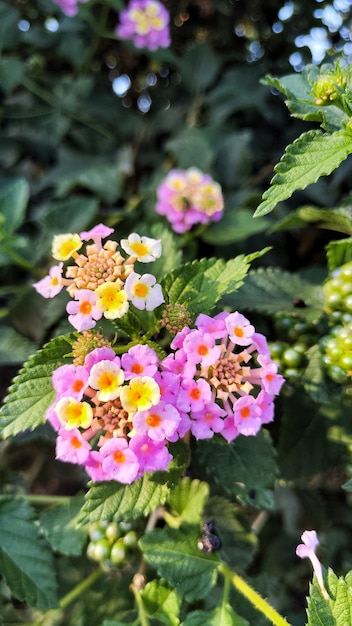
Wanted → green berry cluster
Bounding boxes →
[87,520,138,569]
[320,323,352,386]
[269,314,319,382]
[323,260,352,322]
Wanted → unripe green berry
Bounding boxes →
[110,540,126,564]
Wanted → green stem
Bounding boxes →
[34,568,103,626]
[219,564,292,626]
[131,585,149,626]
[0,494,71,506]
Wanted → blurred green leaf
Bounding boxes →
[271,205,352,236]
[178,42,221,93]
[194,430,277,509]
[0,177,29,233]
[165,128,214,171]
[0,2,20,50]
[254,130,352,217]
[202,208,271,245]
[139,525,219,602]
[0,335,72,439]
[182,605,249,626]
[0,57,24,92]
[0,497,58,610]
[0,325,36,364]
[223,267,324,322]
[39,494,87,556]
[325,237,352,273]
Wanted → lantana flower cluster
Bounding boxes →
[51,0,88,17]
[156,167,224,233]
[115,0,171,51]
[46,311,284,484]
[34,225,164,331]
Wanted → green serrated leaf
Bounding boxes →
[162,252,266,319]
[139,525,219,602]
[331,575,352,624]
[167,477,209,525]
[79,440,189,524]
[194,430,277,508]
[182,604,249,626]
[223,267,324,322]
[0,335,72,439]
[0,497,58,610]
[254,130,352,217]
[325,237,352,273]
[141,579,181,626]
[39,494,87,556]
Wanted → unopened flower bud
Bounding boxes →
[161,303,192,335]
[72,330,112,366]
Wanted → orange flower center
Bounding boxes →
[79,301,93,315]
[146,413,161,427]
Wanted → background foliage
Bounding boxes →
[1,0,352,624]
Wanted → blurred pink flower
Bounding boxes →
[116,0,171,51]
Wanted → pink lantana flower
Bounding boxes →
[129,435,172,475]
[257,354,285,395]
[80,223,114,250]
[84,347,117,371]
[195,312,228,339]
[52,364,89,400]
[121,344,159,380]
[156,168,224,233]
[296,530,329,600]
[33,263,64,298]
[66,289,103,331]
[190,402,226,440]
[85,450,109,482]
[99,438,140,484]
[233,396,262,436]
[115,0,171,51]
[182,330,221,366]
[225,311,255,346]
[133,401,181,441]
[125,272,164,311]
[56,428,91,464]
[178,378,212,412]
[51,0,88,16]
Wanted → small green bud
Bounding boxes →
[161,303,192,335]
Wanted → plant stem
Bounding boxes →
[219,564,292,626]
[34,568,103,626]
[2,494,71,506]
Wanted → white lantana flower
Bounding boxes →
[120,233,162,263]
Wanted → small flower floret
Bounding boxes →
[116,0,171,51]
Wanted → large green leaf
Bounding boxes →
[162,251,268,319]
[202,208,271,245]
[194,430,277,509]
[79,440,189,524]
[223,267,324,322]
[0,335,72,439]
[0,497,58,610]
[306,569,352,626]
[0,325,37,364]
[0,57,24,92]
[139,525,219,602]
[254,130,352,217]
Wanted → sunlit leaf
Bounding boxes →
[254,130,352,217]
[139,525,219,602]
